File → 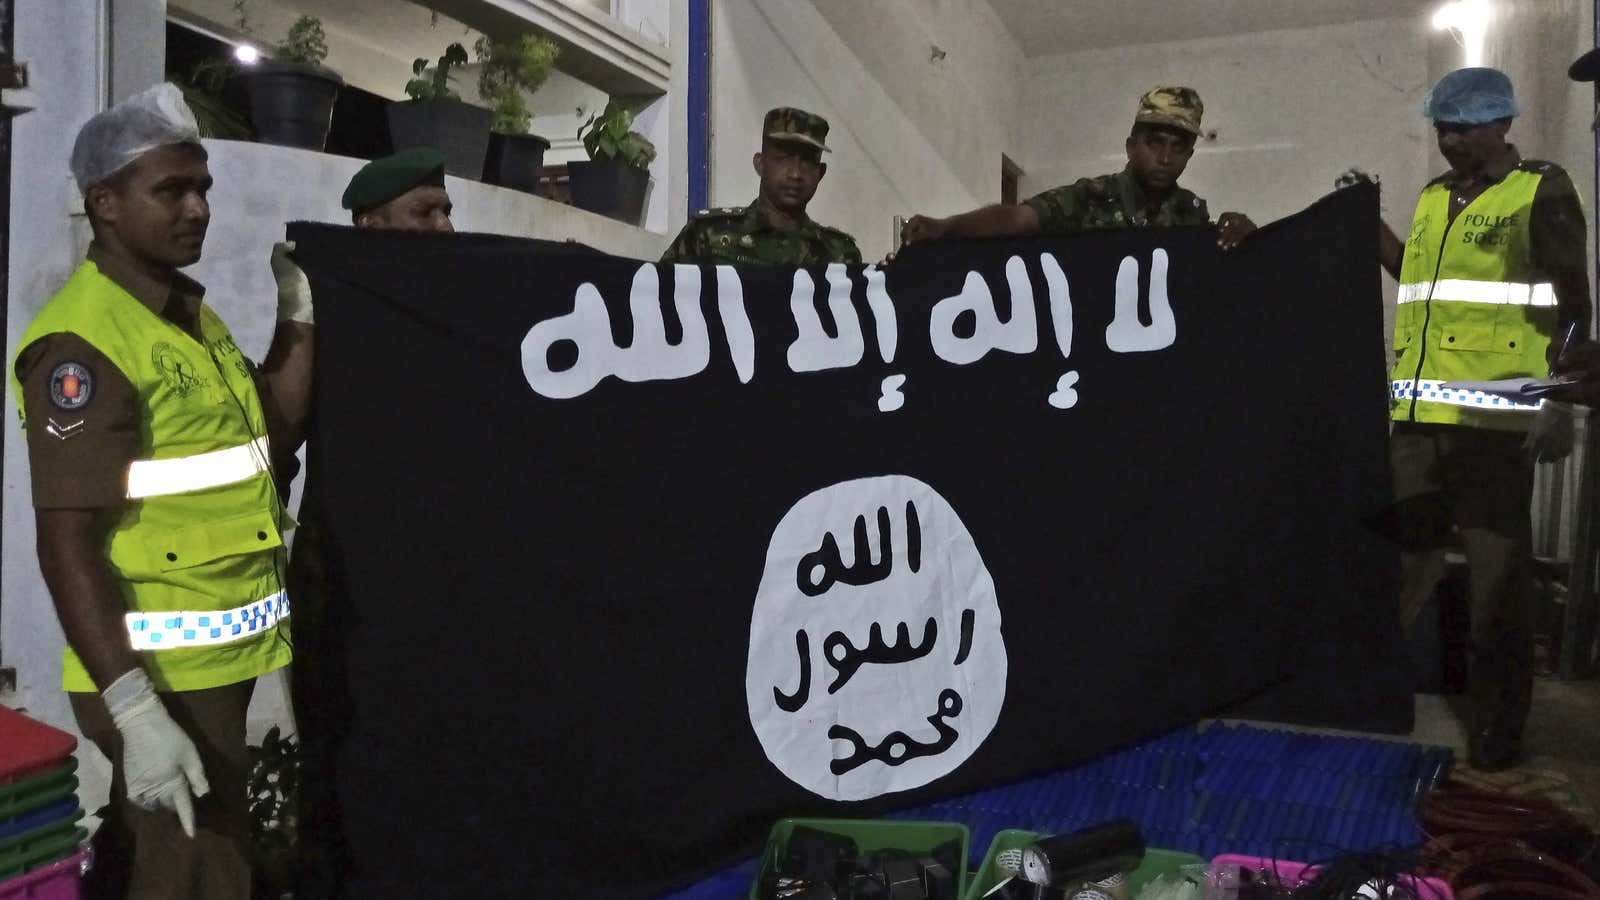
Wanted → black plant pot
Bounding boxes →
[386,99,493,179]
[240,61,342,151]
[483,132,551,195]
[568,158,649,225]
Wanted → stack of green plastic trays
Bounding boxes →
[0,707,87,884]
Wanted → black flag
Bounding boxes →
[289,182,1404,898]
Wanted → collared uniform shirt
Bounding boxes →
[14,245,276,508]
[1024,167,1211,235]
[660,198,863,266]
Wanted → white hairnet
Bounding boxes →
[70,82,202,193]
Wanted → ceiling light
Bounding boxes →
[1432,0,1492,67]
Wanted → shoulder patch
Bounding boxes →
[694,206,745,220]
[1517,159,1562,175]
[1078,176,1110,198]
[48,361,94,411]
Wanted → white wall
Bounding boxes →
[1024,16,1432,236]
[1022,15,1433,347]
[3,0,119,824]
[709,0,1025,260]
[1481,0,1596,231]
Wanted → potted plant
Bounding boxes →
[476,33,561,194]
[247,726,300,898]
[569,99,656,224]
[238,15,343,151]
[172,58,251,140]
[388,42,493,179]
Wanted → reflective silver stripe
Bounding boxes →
[125,591,288,650]
[1397,279,1556,307]
[125,436,270,499]
[1391,379,1541,411]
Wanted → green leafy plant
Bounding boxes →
[576,99,657,169]
[405,42,469,101]
[474,33,561,134]
[170,58,250,140]
[276,15,329,66]
[248,726,300,896]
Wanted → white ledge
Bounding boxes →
[425,0,670,96]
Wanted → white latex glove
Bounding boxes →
[103,668,209,838]
[271,240,314,325]
[1525,400,1575,462]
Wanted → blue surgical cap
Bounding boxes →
[1422,67,1519,125]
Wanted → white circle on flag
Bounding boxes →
[745,475,1007,801]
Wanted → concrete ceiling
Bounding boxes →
[987,0,1436,57]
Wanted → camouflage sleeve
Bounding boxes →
[1023,181,1090,236]
[660,221,702,264]
[833,234,862,265]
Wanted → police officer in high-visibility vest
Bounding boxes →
[1374,68,1591,772]
[10,84,314,897]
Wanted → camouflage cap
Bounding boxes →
[763,107,831,152]
[1134,86,1204,136]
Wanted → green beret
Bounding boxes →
[341,147,447,213]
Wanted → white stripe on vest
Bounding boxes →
[1397,279,1556,307]
[125,591,288,650]
[125,435,271,499]
[1391,379,1542,411]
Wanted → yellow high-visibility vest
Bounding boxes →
[11,260,292,692]
[1391,165,1558,431]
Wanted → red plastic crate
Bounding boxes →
[0,850,86,900]
[0,710,75,786]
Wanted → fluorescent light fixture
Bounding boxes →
[234,44,260,65]
[1432,0,1492,67]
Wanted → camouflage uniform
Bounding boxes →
[1025,169,1210,234]
[1025,86,1212,235]
[661,107,862,266]
[661,199,862,266]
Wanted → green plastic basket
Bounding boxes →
[0,762,78,824]
[964,829,1203,900]
[748,817,970,900]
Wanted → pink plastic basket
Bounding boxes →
[0,851,86,900]
[1211,853,1454,900]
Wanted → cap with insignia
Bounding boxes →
[763,107,831,152]
[1134,86,1204,136]
[341,147,447,212]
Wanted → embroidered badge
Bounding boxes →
[151,341,206,398]
[48,362,93,411]
[45,417,85,440]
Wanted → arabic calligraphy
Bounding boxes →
[746,475,1008,801]
[520,252,1181,406]
[824,618,938,694]
[773,630,811,713]
[828,689,964,775]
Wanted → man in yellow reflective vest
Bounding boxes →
[10,84,314,896]
[1375,68,1591,771]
